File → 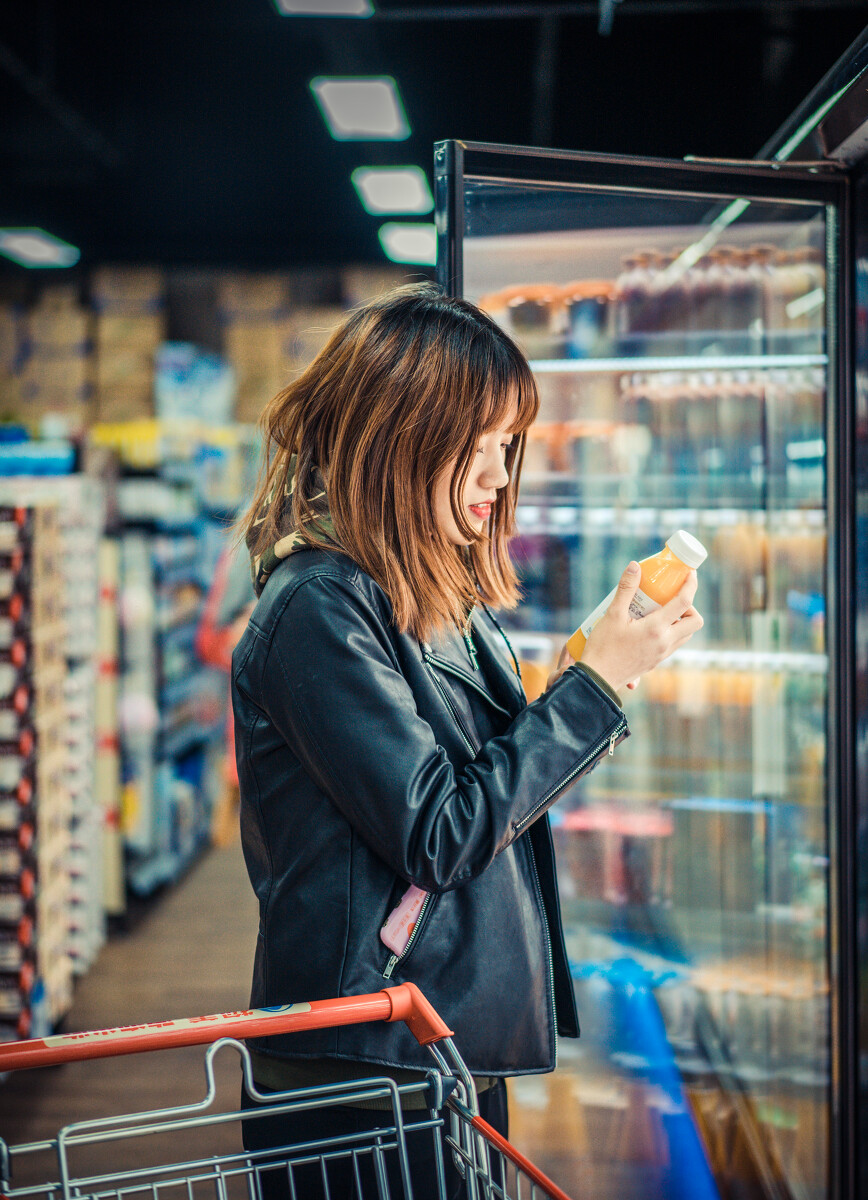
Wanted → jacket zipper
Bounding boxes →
[423,657,479,755]
[382,891,435,979]
[512,715,628,837]
[525,833,557,1065]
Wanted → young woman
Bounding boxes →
[232,283,702,1197]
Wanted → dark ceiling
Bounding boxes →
[0,1,866,273]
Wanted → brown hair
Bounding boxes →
[242,283,539,640]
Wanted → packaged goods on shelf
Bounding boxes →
[90,420,258,509]
[215,272,289,319]
[476,236,825,364]
[218,290,286,425]
[95,538,123,916]
[0,309,21,391]
[0,475,110,979]
[154,343,234,425]
[90,267,166,423]
[90,267,166,315]
[93,383,155,425]
[16,297,94,434]
[103,425,235,897]
[118,524,225,895]
[93,313,166,351]
[0,502,73,1040]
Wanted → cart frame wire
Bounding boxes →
[0,983,574,1200]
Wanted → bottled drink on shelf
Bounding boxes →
[478,284,564,359]
[561,280,614,359]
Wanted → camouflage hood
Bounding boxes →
[248,454,337,597]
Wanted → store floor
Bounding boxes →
[0,843,259,1186]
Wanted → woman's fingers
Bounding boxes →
[659,570,698,623]
[670,607,704,645]
[556,642,574,670]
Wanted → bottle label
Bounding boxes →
[628,587,662,621]
[580,584,661,640]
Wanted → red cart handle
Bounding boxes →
[0,983,453,1073]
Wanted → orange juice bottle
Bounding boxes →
[567,530,707,660]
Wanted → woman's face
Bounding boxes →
[433,423,514,546]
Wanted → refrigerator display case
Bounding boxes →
[436,141,852,1200]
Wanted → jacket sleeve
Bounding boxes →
[258,571,627,893]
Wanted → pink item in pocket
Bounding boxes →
[380,884,428,956]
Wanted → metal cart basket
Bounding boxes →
[0,982,573,1200]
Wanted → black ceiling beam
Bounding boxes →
[373,0,866,17]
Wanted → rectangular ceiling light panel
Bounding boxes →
[352,167,433,214]
[379,222,436,266]
[310,77,410,140]
[0,228,80,268]
[275,0,373,12]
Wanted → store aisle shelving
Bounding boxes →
[0,844,258,1182]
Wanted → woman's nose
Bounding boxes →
[480,451,509,489]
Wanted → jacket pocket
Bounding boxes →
[381,888,439,980]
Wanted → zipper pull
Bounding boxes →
[463,629,479,671]
[608,730,618,757]
[383,954,399,980]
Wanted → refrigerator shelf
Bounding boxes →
[528,353,828,374]
[669,647,827,673]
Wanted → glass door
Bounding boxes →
[435,142,851,1200]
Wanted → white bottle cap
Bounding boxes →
[666,530,707,569]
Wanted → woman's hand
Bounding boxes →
[548,561,703,695]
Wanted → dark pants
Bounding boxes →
[240,1079,508,1200]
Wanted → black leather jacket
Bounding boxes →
[232,549,628,1077]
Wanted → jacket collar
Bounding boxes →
[423,609,526,720]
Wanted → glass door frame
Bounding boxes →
[434,138,855,1200]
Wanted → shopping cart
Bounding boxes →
[0,982,573,1200]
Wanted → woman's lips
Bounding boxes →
[468,502,492,520]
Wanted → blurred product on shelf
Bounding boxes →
[562,281,615,360]
[478,239,825,363]
[95,538,123,918]
[5,478,109,975]
[217,272,289,425]
[91,266,166,424]
[478,283,564,359]
[154,344,235,425]
[19,289,93,434]
[113,473,236,894]
[0,502,72,1041]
